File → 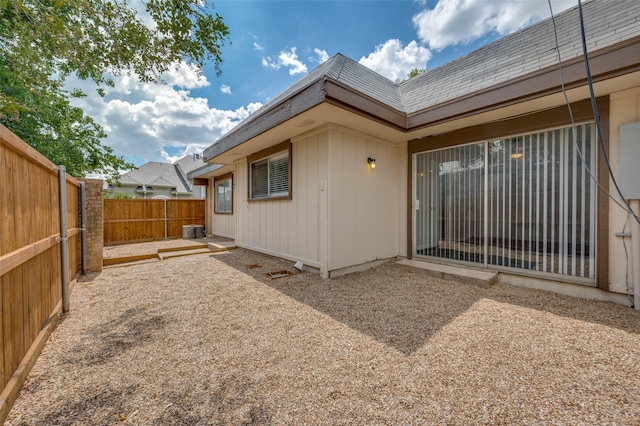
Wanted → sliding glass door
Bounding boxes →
[414,123,596,279]
[415,143,486,264]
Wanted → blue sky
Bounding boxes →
[73,0,578,167]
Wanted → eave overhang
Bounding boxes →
[203,78,327,162]
[203,36,640,165]
[187,163,225,180]
[202,75,407,164]
[407,35,640,132]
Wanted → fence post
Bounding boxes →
[57,166,70,313]
[164,199,168,240]
[79,182,87,275]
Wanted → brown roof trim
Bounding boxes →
[204,36,639,164]
[595,96,610,291]
[407,36,640,131]
[408,97,600,154]
[324,79,407,131]
[203,79,326,161]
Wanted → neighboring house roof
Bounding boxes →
[118,155,204,193]
[203,0,640,163]
[175,154,206,175]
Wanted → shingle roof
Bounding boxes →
[216,54,404,139]
[399,0,640,113]
[334,55,405,111]
[119,155,205,192]
[175,155,205,174]
[204,0,640,162]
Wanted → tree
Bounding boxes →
[0,56,134,177]
[396,68,428,83]
[0,0,229,178]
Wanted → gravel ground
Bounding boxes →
[7,247,640,425]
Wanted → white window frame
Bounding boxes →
[214,174,233,214]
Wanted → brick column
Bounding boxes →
[81,178,104,272]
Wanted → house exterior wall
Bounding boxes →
[231,125,404,276]
[326,126,402,273]
[234,128,329,270]
[205,182,213,237]
[608,86,640,295]
[211,210,236,238]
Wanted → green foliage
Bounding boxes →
[104,191,135,199]
[396,68,428,83]
[0,0,229,178]
[0,56,134,177]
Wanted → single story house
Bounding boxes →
[110,154,206,199]
[190,0,640,307]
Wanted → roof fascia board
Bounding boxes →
[203,78,327,162]
[187,163,225,179]
[408,97,601,154]
[324,78,407,131]
[407,36,640,131]
[203,36,640,164]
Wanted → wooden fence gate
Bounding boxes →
[0,124,82,422]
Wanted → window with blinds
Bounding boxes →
[250,150,290,200]
[415,122,596,280]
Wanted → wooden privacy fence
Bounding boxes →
[104,199,205,244]
[0,124,82,422]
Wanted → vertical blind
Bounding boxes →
[251,160,269,198]
[269,154,289,196]
[250,151,289,199]
[415,123,596,279]
[415,143,486,263]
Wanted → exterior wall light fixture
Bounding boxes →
[367,157,376,168]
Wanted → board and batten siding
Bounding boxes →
[327,126,402,272]
[235,129,329,270]
[608,86,640,295]
[233,125,403,276]
[211,211,236,239]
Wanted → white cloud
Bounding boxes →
[253,41,265,51]
[313,48,329,63]
[413,0,577,51]
[261,47,308,75]
[68,71,262,165]
[278,48,307,75]
[359,39,431,81]
[220,84,231,94]
[161,150,187,164]
[161,62,210,89]
[104,61,209,98]
[262,56,279,70]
